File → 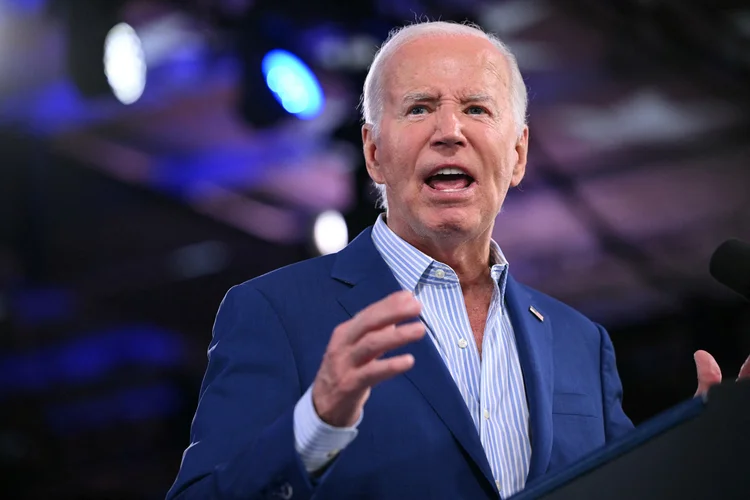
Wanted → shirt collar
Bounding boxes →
[371,214,510,296]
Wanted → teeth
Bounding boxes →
[435,167,465,176]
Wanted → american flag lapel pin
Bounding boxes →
[529,306,544,322]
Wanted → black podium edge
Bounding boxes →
[510,395,706,499]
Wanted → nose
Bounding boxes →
[431,106,466,149]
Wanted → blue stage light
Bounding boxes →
[261,49,324,119]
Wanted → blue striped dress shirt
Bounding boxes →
[294,215,531,497]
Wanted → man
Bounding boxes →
[167,21,749,500]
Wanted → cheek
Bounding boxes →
[482,153,516,204]
[382,134,420,186]
[484,134,518,184]
[377,127,403,164]
[390,131,417,161]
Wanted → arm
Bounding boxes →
[597,324,635,442]
[167,286,424,499]
[294,385,360,473]
[167,284,318,500]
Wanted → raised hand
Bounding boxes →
[694,350,750,397]
[312,291,425,427]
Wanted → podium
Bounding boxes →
[511,381,750,499]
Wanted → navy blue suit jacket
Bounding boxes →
[167,228,634,499]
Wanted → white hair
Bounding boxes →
[361,21,529,210]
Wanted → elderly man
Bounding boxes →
[167,21,748,500]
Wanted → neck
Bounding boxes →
[385,216,494,289]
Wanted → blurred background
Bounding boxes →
[1,0,749,497]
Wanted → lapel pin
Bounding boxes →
[529,306,544,322]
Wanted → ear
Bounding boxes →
[510,126,529,187]
[362,124,385,184]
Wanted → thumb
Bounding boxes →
[694,350,722,397]
[737,354,750,381]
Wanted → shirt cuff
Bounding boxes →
[293,384,361,474]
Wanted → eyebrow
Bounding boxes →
[461,93,494,103]
[402,91,435,103]
[401,92,495,106]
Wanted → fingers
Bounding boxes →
[312,292,424,427]
[312,328,421,428]
[356,353,417,389]
[694,350,723,397]
[349,321,426,365]
[342,291,421,345]
[737,354,750,380]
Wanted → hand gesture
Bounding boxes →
[312,291,425,427]
[694,350,750,397]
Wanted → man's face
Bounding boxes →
[363,34,528,244]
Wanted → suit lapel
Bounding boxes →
[332,228,497,491]
[505,274,554,482]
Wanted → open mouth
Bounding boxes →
[425,167,475,192]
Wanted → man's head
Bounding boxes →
[361,21,529,246]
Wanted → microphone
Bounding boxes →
[709,239,750,301]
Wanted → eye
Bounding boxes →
[408,105,429,115]
[466,106,488,115]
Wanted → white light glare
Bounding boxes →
[104,23,147,105]
[313,210,348,255]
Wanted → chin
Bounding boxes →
[422,206,482,236]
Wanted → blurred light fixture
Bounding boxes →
[313,210,348,255]
[261,49,324,119]
[104,22,147,105]
[237,13,326,128]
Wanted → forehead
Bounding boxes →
[382,35,510,103]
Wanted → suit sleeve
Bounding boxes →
[597,324,635,442]
[167,284,317,500]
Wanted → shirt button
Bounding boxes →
[326,449,340,459]
[495,479,501,491]
[483,409,490,420]
[434,269,445,279]
[457,338,468,349]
